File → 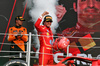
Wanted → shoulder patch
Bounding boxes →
[11,29,12,31]
[9,27,13,31]
[22,27,26,31]
[23,29,25,31]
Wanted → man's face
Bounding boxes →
[44,21,52,28]
[16,20,23,26]
[77,0,100,28]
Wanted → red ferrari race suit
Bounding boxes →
[35,16,54,65]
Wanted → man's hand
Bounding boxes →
[56,5,67,22]
[41,11,49,17]
[18,32,23,37]
[13,33,18,37]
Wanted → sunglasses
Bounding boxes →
[46,21,52,23]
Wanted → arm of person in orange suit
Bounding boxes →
[21,28,28,42]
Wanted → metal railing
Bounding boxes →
[0,32,100,66]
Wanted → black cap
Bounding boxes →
[15,15,25,21]
[44,15,53,22]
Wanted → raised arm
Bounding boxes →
[34,11,49,30]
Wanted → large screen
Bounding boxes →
[56,0,100,65]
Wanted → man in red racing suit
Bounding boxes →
[35,11,54,65]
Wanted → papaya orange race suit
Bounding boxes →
[8,26,28,52]
[35,16,54,65]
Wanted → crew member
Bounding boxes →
[8,15,28,57]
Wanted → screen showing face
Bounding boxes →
[77,0,100,30]
[56,1,100,65]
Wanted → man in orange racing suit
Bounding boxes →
[35,11,54,65]
[8,15,28,57]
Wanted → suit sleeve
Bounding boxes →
[21,28,28,42]
[34,16,43,32]
[8,28,16,41]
